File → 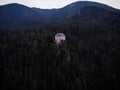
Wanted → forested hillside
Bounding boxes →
[0,17,120,89]
[0,1,120,29]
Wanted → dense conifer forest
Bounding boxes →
[0,18,120,90]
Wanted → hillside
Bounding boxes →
[1,16,120,89]
[0,1,120,29]
[0,3,46,28]
[0,1,120,90]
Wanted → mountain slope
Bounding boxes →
[0,1,120,29]
[0,3,45,28]
[72,6,120,24]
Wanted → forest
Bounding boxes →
[0,16,120,90]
